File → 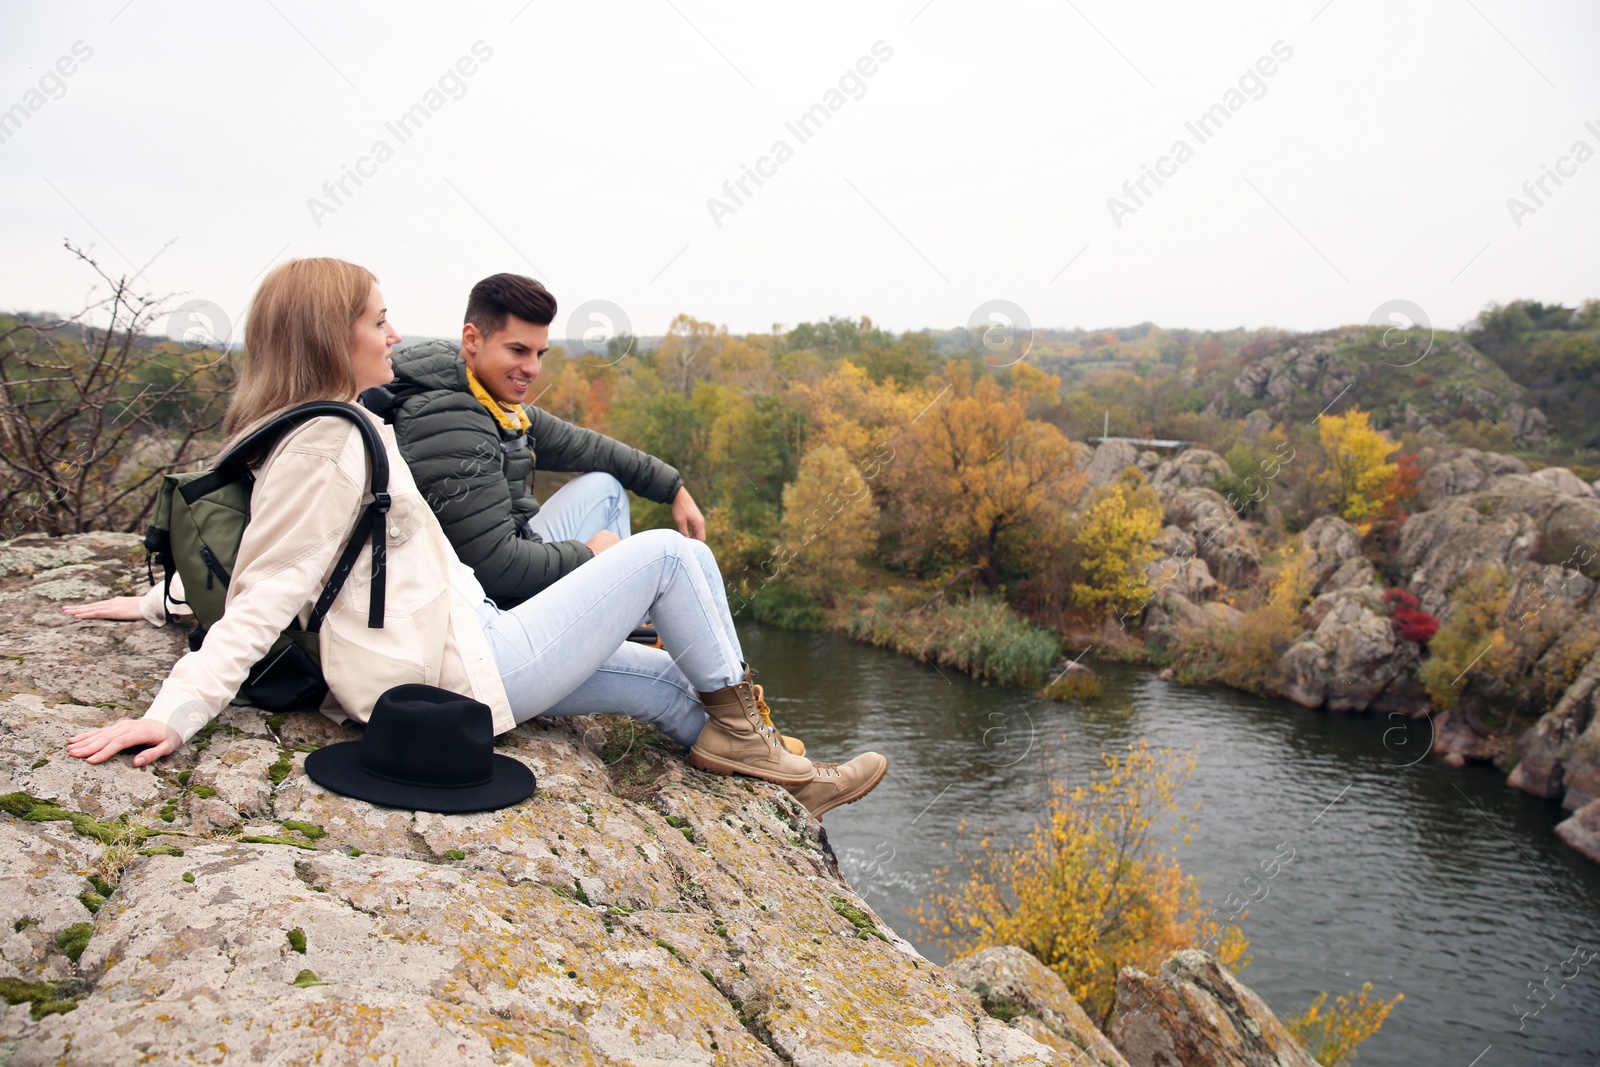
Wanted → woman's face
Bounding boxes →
[350,282,401,393]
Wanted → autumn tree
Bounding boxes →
[1419,565,1515,713]
[1317,408,1399,524]
[1069,469,1163,618]
[775,444,880,604]
[884,365,1085,588]
[913,741,1249,1025]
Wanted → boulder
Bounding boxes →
[1554,800,1600,865]
[1300,574,1408,712]
[1152,525,1197,560]
[1398,495,1541,616]
[1143,587,1211,654]
[949,946,1130,1066]
[1108,951,1318,1067]
[1144,556,1217,606]
[1273,642,1330,709]
[1411,447,1529,510]
[1082,442,1142,490]
[1530,466,1597,499]
[0,534,1065,1067]
[1297,516,1364,594]
[1149,450,1234,493]
[1162,490,1261,591]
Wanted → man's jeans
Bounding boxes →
[484,489,737,748]
[522,471,631,545]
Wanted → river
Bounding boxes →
[739,624,1600,1066]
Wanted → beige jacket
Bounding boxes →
[142,409,513,743]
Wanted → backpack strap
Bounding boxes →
[358,382,430,423]
[196,402,391,629]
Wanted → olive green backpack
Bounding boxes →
[143,402,391,711]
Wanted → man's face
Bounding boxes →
[461,315,550,406]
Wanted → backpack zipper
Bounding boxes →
[198,545,231,589]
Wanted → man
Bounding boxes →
[362,272,807,758]
[362,273,703,609]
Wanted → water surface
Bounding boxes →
[741,624,1600,1067]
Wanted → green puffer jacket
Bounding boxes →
[367,340,683,608]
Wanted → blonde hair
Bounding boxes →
[222,258,376,441]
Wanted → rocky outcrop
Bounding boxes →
[1270,521,1412,713]
[1411,447,1529,510]
[1228,336,1350,417]
[1297,516,1364,592]
[1162,490,1260,591]
[949,946,1130,1067]
[1555,800,1600,865]
[1143,588,1240,655]
[1511,651,1600,810]
[1081,442,1141,490]
[0,534,1323,1063]
[1531,466,1597,499]
[1108,951,1317,1067]
[0,533,1064,1066]
[1149,450,1233,493]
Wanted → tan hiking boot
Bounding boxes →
[785,752,890,820]
[689,681,815,786]
[751,682,806,756]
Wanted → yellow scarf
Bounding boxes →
[465,367,531,433]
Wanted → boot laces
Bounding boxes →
[741,688,780,748]
[811,762,842,780]
[751,683,779,733]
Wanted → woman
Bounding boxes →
[66,258,886,819]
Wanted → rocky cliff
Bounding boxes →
[1106,440,1600,866]
[0,533,1309,1066]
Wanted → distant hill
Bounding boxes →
[1466,300,1600,449]
[1203,325,1545,446]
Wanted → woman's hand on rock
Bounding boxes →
[67,719,181,767]
[63,596,144,622]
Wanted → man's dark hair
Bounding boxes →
[464,273,557,338]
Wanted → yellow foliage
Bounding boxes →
[1168,606,1301,696]
[1268,548,1315,618]
[792,361,923,460]
[1069,472,1163,617]
[1287,983,1403,1066]
[777,444,880,605]
[1419,565,1514,710]
[1318,408,1399,523]
[913,740,1249,1025]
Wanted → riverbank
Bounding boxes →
[752,439,1600,869]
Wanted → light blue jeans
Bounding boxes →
[522,471,631,545]
[483,480,737,748]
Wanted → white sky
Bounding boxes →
[2,0,1597,344]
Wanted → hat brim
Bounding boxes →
[304,742,536,814]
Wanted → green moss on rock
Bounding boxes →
[0,976,79,1019]
[56,922,93,962]
[830,895,888,942]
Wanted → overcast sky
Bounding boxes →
[2,0,1597,347]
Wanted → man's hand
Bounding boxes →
[586,530,621,554]
[671,486,706,541]
[67,718,182,767]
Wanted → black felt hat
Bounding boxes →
[304,684,535,813]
